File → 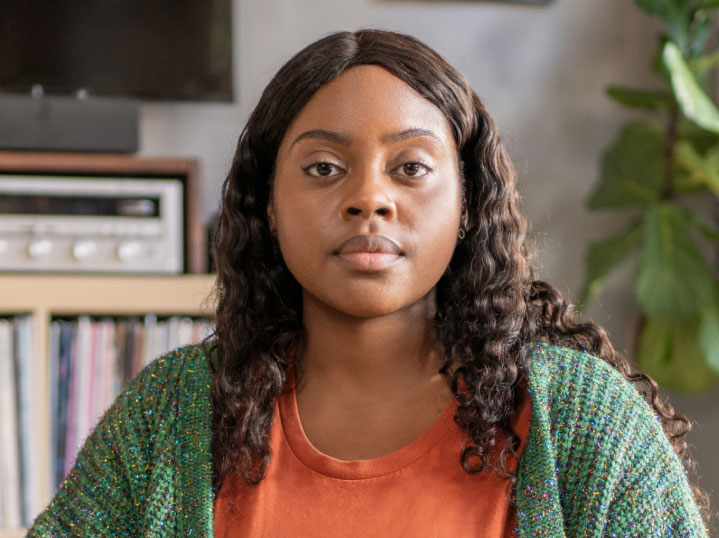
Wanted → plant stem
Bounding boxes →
[661,101,680,201]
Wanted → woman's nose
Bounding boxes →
[341,166,397,220]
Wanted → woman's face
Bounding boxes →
[270,65,462,319]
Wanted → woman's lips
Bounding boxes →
[336,251,402,270]
[333,235,403,271]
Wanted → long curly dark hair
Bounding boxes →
[209,29,705,509]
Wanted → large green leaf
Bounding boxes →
[606,86,673,110]
[588,122,665,209]
[579,218,644,307]
[673,140,719,194]
[634,204,715,316]
[699,288,719,373]
[637,316,716,393]
[663,41,719,133]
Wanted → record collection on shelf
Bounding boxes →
[0,314,213,528]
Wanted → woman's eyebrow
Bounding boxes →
[380,128,441,144]
[290,129,351,149]
[289,127,442,150]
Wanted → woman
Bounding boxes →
[29,30,707,537]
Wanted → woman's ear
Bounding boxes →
[267,200,277,236]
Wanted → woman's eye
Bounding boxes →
[394,161,431,178]
[402,163,423,176]
[392,161,432,178]
[304,162,343,178]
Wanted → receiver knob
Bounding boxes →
[27,239,52,258]
[72,240,97,260]
[117,241,142,261]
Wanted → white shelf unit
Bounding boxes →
[0,273,216,537]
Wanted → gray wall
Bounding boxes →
[139,0,717,520]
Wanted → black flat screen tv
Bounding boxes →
[0,0,233,102]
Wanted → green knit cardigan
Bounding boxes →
[28,342,707,537]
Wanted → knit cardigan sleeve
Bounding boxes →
[517,343,707,537]
[26,344,215,537]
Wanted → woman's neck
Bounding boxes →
[296,290,447,404]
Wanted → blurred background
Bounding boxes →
[0,0,717,532]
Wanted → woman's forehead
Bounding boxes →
[279,65,456,152]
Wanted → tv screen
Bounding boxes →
[0,0,233,102]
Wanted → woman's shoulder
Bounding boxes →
[116,342,214,420]
[134,341,213,387]
[521,341,667,460]
[27,342,216,536]
[523,341,642,407]
[518,343,707,536]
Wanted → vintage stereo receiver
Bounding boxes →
[0,175,184,273]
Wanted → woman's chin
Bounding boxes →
[302,288,437,322]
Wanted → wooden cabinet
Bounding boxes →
[0,270,215,536]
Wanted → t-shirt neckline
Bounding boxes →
[278,368,458,480]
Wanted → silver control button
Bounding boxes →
[72,240,97,260]
[28,239,52,257]
[117,241,143,261]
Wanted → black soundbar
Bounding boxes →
[0,95,139,153]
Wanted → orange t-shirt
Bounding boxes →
[215,372,531,538]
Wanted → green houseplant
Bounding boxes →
[581,0,719,393]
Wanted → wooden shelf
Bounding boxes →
[0,273,216,316]
[0,530,26,538]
